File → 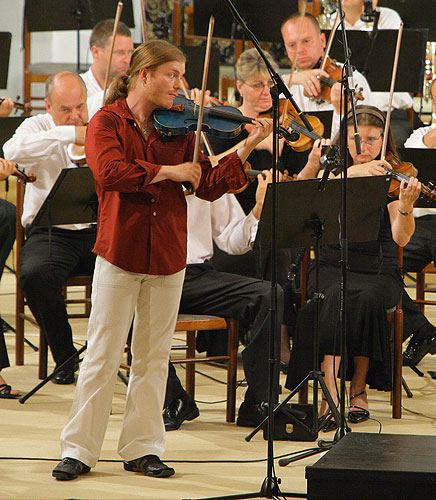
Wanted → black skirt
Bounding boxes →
[286,264,403,392]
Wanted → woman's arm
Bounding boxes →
[388,177,421,246]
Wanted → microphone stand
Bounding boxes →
[335,0,361,439]
[361,9,380,77]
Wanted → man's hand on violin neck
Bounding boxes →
[292,69,329,98]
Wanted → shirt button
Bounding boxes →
[151,198,155,203]
[152,212,157,216]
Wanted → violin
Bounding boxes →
[12,165,36,183]
[228,164,294,195]
[305,56,364,104]
[0,97,32,113]
[154,96,324,152]
[383,152,436,201]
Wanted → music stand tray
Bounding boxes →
[256,175,391,252]
[31,167,97,228]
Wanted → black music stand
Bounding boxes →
[25,0,134,73]
[253,176,390,466]
[182,45,221,96]
[324,29,427,93]
[193,0,297,42]
[398,148,436,208]
[0,32,11,89]
[31,167,97,228]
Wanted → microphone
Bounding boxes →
[318,144,340,192]
[360,0,376,22]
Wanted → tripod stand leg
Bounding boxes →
[19,343,87,403]
[0,316,38,351]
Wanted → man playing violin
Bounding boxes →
[281,12,372,135]
[80,19,133,97]
[400,77,436,366]
[3,71,94,386]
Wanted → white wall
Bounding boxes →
[0,0,143,100]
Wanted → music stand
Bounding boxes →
[323,29,427,93]
[31,167,97,228]
[0,32,11,89]
[250,176,390,463]
[398,147,436,208]
[193,0,297,42]
[378,0,436,41]
[25,0,135,73]
[182,45,220,96]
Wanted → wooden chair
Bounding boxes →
[297,246,404,418]
[414,262,436,314]
[121,314,239,423]
[14,179,92,379]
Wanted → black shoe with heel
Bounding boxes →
[348,391,370,423]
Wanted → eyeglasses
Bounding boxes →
[112,49,134,58]
[348,135,382,146]
[242,80,275,90]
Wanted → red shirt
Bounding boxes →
[85,98,247,275]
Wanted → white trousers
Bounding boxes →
[60,256,185,468]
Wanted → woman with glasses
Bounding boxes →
[286,105,421,430]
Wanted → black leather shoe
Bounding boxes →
[52,457,90,480]
[123,455,175,477]
[52,358,79,385]
[236,401,265,427]
[403,333,436,366]
[163,394,199,431]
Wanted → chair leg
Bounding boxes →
[226,319,238,423]
[392,309,403,419]
[185,330,196,397]
[38,329,48,380]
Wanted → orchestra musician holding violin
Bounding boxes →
[53,39,273,481]
[286,105,421,429]
[281,12,372,136]
[3,71,95,387]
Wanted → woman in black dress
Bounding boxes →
[286,105,421,426]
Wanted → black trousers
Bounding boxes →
[0,319,9,370]
[0,198,15,282]
[165,262,283,406]
[19,227,96,366]
[402,215,436,339]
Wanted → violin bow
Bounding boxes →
[319,10,340,72]
[381,22,404,161]
[281,0,307,122]
[192,16,215,165]
[140,0,147,42]
[102,1,124,106]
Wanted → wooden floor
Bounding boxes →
[1,261,436,499]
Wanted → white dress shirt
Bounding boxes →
[186,193,258,265]
[3,113,89,230]
[80,68,103,97]
[403,124,436,217]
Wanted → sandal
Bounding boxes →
[348,391,370,423]
[318,398,338,432]
[0,383,21,399]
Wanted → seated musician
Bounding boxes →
[341,0,415,147]
[206,48,329,369]
[400,77,436,366]
[0,158,21,399]
[80,19,133,97]
[164,170,284,431]
[286,105,420,429]
[3,72,94,385]
[280,12,373,137]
